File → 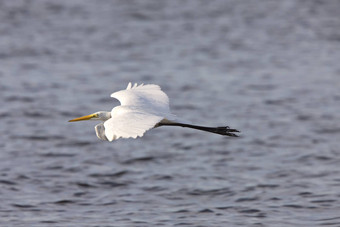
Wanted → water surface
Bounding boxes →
[1,1,340,226]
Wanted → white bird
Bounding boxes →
[69,82,239,141]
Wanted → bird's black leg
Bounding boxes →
[158,121,240,137]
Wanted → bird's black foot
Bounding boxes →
[217,126,240,137]
[225,126,240,133]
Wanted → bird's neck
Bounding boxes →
[102,112,111,121]
[97,111,111,121]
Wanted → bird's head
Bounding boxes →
[68,111,111,122]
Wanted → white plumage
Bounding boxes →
[104,83,175,141]
[111,83,170,114]
[69,82,240,141]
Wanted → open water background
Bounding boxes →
[1,0,340,226]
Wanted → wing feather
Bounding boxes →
[104,83,174,141]
[103,107,163,141]
[111,83,170,115]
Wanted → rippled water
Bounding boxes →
[1,0,340,226]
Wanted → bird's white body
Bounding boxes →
[104,83,177,141]
[69,82,239,141]
[70,83,176,141]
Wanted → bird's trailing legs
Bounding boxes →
[156,120,240,137]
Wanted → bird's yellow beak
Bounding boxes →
[68,114,96,122]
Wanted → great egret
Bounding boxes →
[69,82,240,141]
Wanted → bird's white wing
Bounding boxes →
[103,107,163,141]
[110,82,170,115]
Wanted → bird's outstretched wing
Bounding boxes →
[105,83,174,141]
[103,108,163,141]
[110,82,170,115]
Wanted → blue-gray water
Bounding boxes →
[1,0,340,226]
